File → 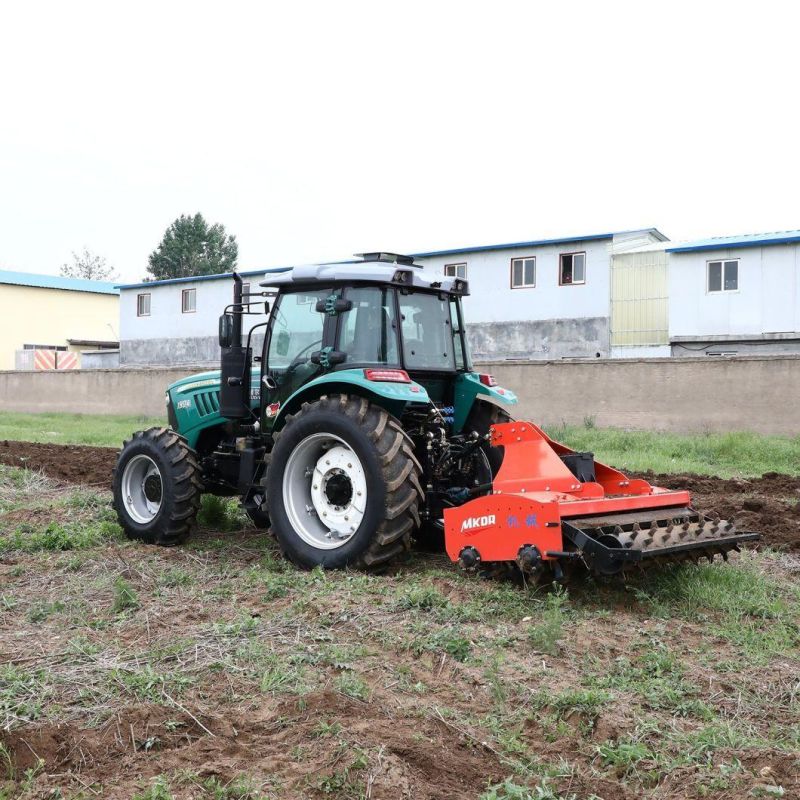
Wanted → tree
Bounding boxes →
[60,248,115,281]
[147,213,238,280]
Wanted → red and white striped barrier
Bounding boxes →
[32,349,81,370]
[33,349,57,370]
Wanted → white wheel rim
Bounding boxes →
[282,433,367,550]
[121,454,163,524]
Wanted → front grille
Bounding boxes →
[195,390,221,416]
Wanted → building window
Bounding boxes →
[510,257,536,288]
[242,282,250,311]
[24,343,67,351]
[182,288,196,313]
[560,252,586,285]
[444,263,467,279]
[707,259,738,292]
[137,293,151,316]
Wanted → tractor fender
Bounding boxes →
[273,369,430,431]
[452,372,518,432]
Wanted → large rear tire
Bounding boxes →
[465,400,513,477]
[266,394,422,569]
[112,428,202,546]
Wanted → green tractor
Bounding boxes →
[113,253,517,569]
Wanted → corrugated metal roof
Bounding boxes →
[411,228,668,259]
[666,230,800,253]
[116,268,269,291]
[0,270,119,295]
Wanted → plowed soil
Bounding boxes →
[0,439,115,485]
[641,471,800,552]
[1,440,797,551]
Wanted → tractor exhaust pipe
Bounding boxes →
[218,272,252,420]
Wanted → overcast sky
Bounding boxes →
[1,1,798,283]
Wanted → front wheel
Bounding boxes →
[112,428,202,546]
[266,394,422,569]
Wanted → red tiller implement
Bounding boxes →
[444,422,759,579]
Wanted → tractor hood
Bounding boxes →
[166,370,260,449]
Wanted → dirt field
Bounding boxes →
[0,441,798,799]
[2,439,798,553]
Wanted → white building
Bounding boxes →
[413,228,667,359]
[117,270,269,366]
[666,231,800,356]
[116,227,800,366]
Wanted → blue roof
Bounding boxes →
[411,228,668,258]
[666,230,800,254]
[0,270,119,295]
[116,268,268,291]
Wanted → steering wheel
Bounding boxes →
[285,339,323,375]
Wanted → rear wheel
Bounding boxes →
[112,428,202,545]
[266,394,422,569]
[466,400,513,477]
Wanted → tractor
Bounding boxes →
[112,253,757,577]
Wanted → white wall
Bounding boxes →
[415,238,613,324]
[669,245,800,338]
[120,274,269,341]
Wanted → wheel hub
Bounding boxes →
[323,470,353,507]
[120,454,163,524]
[283,435,367,550]
[143,474,162,503]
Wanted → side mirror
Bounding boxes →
[218,314,234,348]
[264,300,270,315]
[315,296,352,315]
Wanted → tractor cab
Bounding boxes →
[219,253,477,435]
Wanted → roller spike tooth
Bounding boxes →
[711,512,720,523]
[632,522,641,533]
[665,523,674,533]
[640,537,653,548]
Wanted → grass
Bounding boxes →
[546,423,800,478]
[0,411,165,448]
[2,411,800,478]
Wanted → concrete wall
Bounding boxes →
[0,284,119,371]
[2,355,799,435]
[81,350,120,369]
[669,243,800,340]
[467,317,609,360]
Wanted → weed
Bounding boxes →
[335,673,370,701]
[132,775,174,800]
[528,587,569,655]
[112,577,139,613]
[396,584,450,611]
[0,519,122,553]
[481,779,578,800]
[111,666,192,701]
[0,666,46,724]
[313,720,342,738]
[27,600,66,623]
[596,737,655,777]
[198,495,247,531]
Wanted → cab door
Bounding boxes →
[261,288,331,427]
